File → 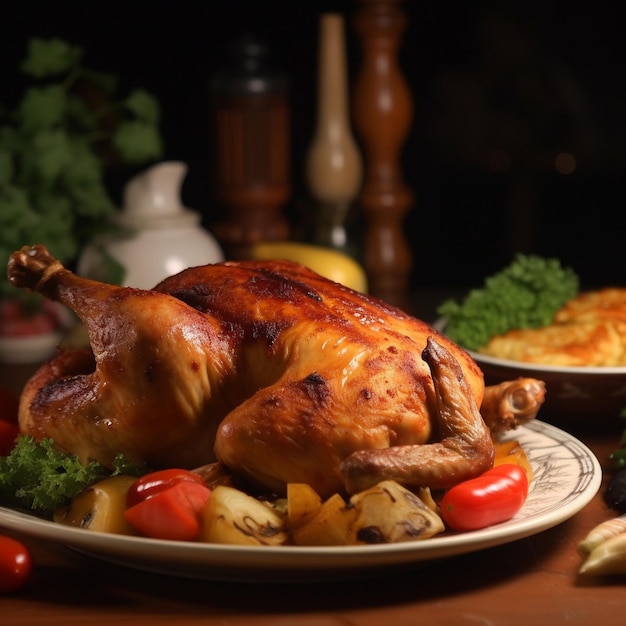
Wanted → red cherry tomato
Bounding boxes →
[126,469,205,508]
[0,299,60,337]
[0,419,19,457]
[0,388,19,424]
[124,480,212,541]
[439,463,529,532]
[0,536,33,593]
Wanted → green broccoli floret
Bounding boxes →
[437,254,579,351]
[0,436,143,513]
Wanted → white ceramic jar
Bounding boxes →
[78,161,224,289]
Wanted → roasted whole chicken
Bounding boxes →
[7,245,546,498]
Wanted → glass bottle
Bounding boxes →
[305,13,363,258]
[208,35,291,260]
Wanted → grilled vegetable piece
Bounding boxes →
[126,468,205,508]
[579,530,626,577]
[124,480,211,541]
[578,514,626,555]
[53,475,138,534]
[199,485,288,546]
[346,480,444,544]
[493,439,534,480]
[290,493,355,546]
[290,481,445,546]
[286,482,323,529]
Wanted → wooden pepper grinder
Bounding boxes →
[352,0,414,309]
[305,13,363,259]
[208,35,291,260]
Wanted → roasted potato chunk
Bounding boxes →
[290,480,445,546]
[53,475,138,535]
[286,482,323,529]
[199,485,288,546]
[290,493,356,546]
[347,480,444,544]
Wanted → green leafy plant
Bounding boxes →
[0,37,164,303]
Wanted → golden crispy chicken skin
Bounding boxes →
[7,245,545,497]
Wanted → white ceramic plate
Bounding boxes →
[0,421,601,583]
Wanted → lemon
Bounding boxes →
[250,242,368,293]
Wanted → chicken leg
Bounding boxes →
[8,244,236,468]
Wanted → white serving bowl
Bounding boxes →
[0,330,64,364]
[433,318,626,423]
[468,349,626,421]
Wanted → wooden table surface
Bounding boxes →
[2,359,625,625]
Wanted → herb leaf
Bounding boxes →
[20,38,82,78]
[0,37,164,298]
[0,436,144,513]
[0,436,108,512]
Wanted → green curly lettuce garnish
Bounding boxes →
[437,254,579,351]
[0,436,143,513]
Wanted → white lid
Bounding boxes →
[119,161,200,229]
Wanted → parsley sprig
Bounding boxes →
[438,254,579,351]
[0,38,164,298]
[0,436,144,513]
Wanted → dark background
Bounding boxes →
[2,0,625,291]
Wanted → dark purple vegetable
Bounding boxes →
[604,468,626,513]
